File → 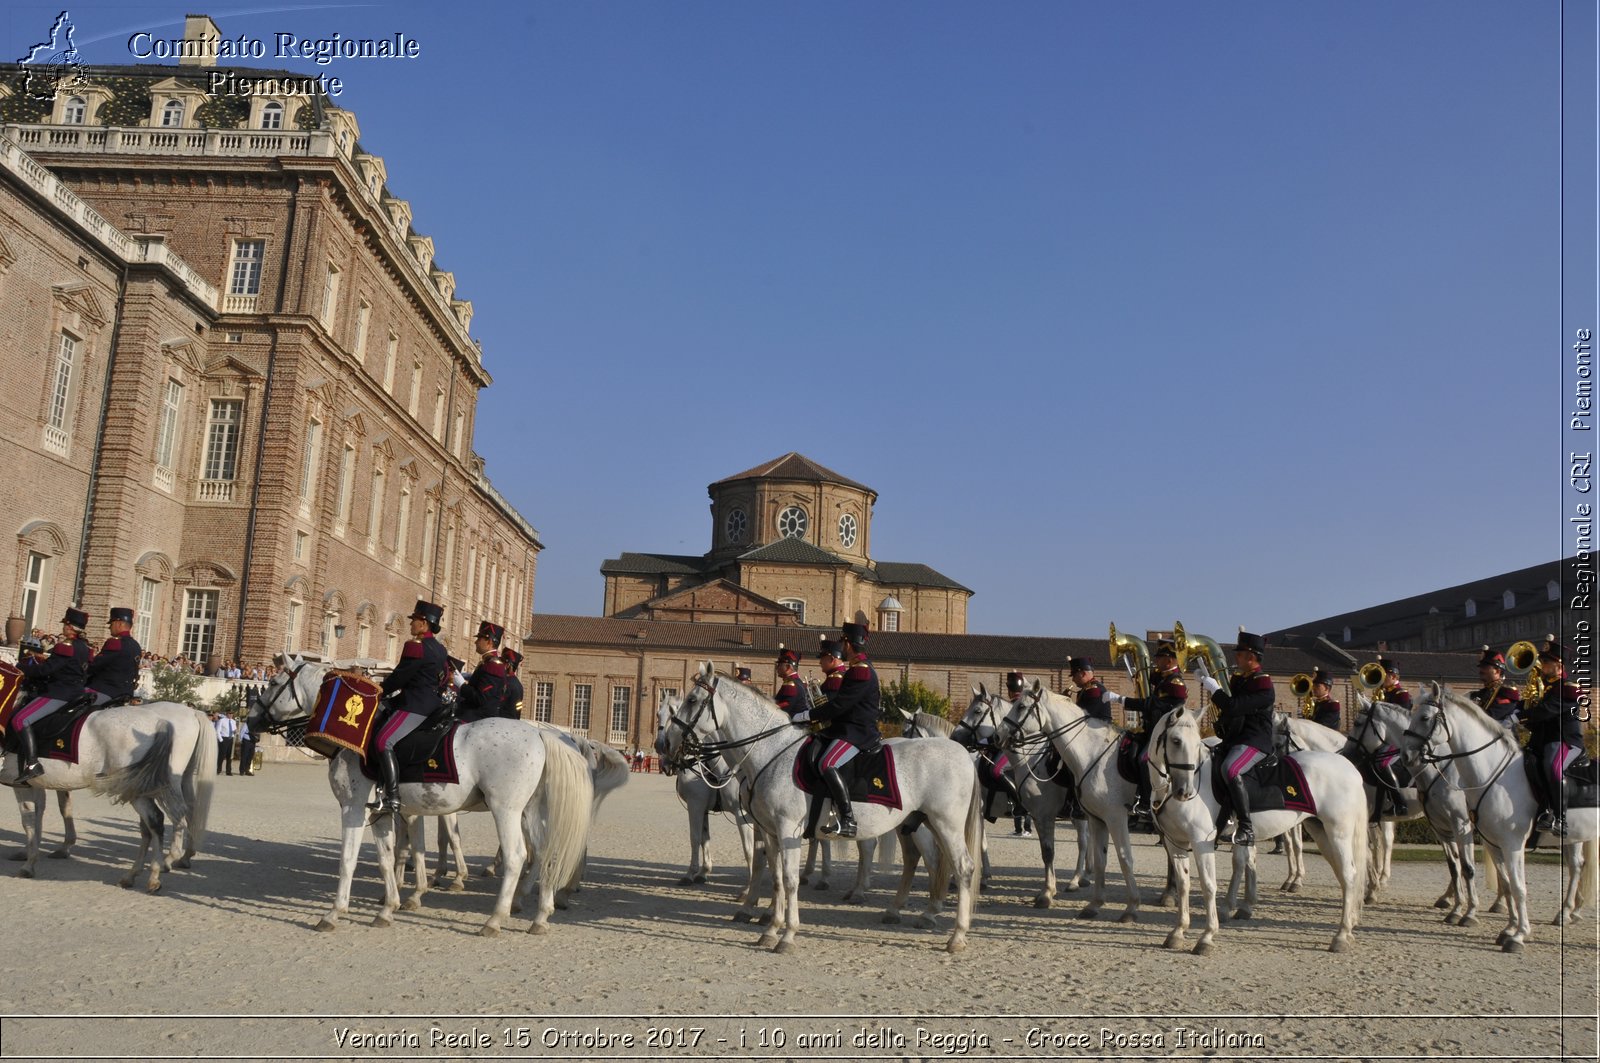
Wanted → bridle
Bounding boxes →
[1402,694,1518,814]
[250,658,318,736]
[660,672,804,774]
[1144,711,1201,809]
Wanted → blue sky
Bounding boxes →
[6,2,1579,641]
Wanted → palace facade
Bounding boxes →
[1,15,539,668]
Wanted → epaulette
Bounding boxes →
[401,639,424,659]
[1245,673,1273,692]
[482,658,507,677]
[846,663,872,679]
[51,642,75,657]
[102,637,122,651]
[1502,686,1521,700]
[1161,675,1187,696]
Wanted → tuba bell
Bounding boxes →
[1505,638,1546,706]
[1173,620,1232,684]
[1108,622,1152,700]
[1355,661,1387,702]
[1289,673,1316,717]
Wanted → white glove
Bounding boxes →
[1106,692,1125,706]
[791,711,811,723]
[1200,676,1221,697]
[452,671,467,690]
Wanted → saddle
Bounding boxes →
[2,693,98,764]
[793,737,903,810]
[1352,751,1414,790]
[1523,753,1600,811]
[1116,732,1145,786]
[1040,745,1082,819]
[1211,753,1318,817]
[361,713,462,786]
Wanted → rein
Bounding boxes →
[1407,700,1519,818]
[252,659,319,735]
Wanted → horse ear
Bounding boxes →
[1031,679,1042,694]
[978,682,988,696]
[1428,680,1441,699]
[699,660,713,679]
[972,684,981,697]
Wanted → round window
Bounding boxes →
[777,506,808,540]
[838,513,858,548]
[725,507,748,544]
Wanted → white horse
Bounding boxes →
[998,681,1143,922]
[250,658,592,936]
[954,687,1092,906]
[1151,704,1369,952]
[1404,683,1600,944]
[11,789,77,862]
[658,662,980,953]
[1347,697,1481,922]
[2,702,215,892]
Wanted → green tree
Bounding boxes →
[149,663,202,706]
[210,684,246,718]
[880,679,952,737]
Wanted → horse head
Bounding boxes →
[1153,704,1205,803]
[653,692,682,758]
[1399,682,1448,761]
[953,686,1003,747]
[658,661,719,769]
[997,679,1046,751]
[249,654,321,734]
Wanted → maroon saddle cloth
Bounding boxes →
[360,719,462,786]
[1210,753,1318,816]
[793,736,903,810]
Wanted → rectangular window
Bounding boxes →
[293,530,308,560]
[534,682,554,724]
[881,611,899,632]
[320,262,341,328]
[395,486,412,561]
[441,523,456,594]
[367,467,385,548]
[335,444,355,529]
[383,333,397,392]
[227,240,264,296]
[571,684,592,732]
[420,504,436,579]
[154,380,183,469]
[136,577,157,649]
[432,388,446,439]
[298,418,322,500]
[610,686,631,738]
[357,622,371,659]
[201,399,242,481]
[354,300,371,364]
[284,600,301,654]
[20,552,47,632]
[180,589,218,664]
[452,410,464,457]
[408,361,422,417]
[48,333,76,431]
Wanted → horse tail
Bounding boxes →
[533,730,595,895]
[93,724,178,807]
[586,740,632,820]
[184,707,217,852]
[1580,838,1600,907]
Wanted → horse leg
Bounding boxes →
[1164,844,1191,950]
[732,814,764,921]
[1078,817,1109,918]
[768,836,803,954]
[843,838,874,904]
[1223,840,1248,922]
[445,814,468,891]
[1556,842,1584,926]
[1063,816,1088,891]
[364,811,404,928]
[942,784,979,953]
[119,797,156,891]
[1033,814,1057,909]
[882,828,919,926]
[52,789,76,859]
[1496,842,1533,950]
[811,839,832,892]
[488,804,531,936]
[696,807,712,883]
[401,815,430,912]
[1193,841,1220,954]
[13,789,44,879]
[799,835,816,887]
[1278,823,1299,892]
[1305,817,1359,952]
[1110,820,1141,923]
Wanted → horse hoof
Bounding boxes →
[677,875,694,885]
[773,940,794,955]
[526,922,550,935]
[1443,913,1459,925]
[1076,908,1100,920]
[1502,939,1524,954]
[913,916,937,930]
[448,880,465,893]
[511,900,523,915]
[1232,909,1252,921]
[1164,932,1183,950]
[315,919,338,932]
[1159,893,1177,907]
[691,873,706,884]
[978,881,991,893]
[371,915,392,929]
[1551,914,1570,927]
[1459,915,1478,928]
[1287,883,1301,894]
[118,876,134,889]
[1193,940,1213,956]
[1495,930,1510,946]
[1433,898,1451,909]
[798,874,810,885]
[881,913,902,925]
[146,882,162,895]
[945,937,967,954]
[479,924,500,938]
[49,850,72,861]
[757,912,773,926]
[731,911,753,923]
[757,934,778,949]
[400,899,420,912]
[1033,896,1052,910]
[1118,911,1138,924]
[811,880,828,892]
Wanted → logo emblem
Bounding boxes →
[16,11,88,102]
[1286,785,1298,798]
[337,694,366,728]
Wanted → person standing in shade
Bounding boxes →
[236,714,256,776]
[213,708,236,775]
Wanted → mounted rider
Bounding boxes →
[1469,646,1522,728]
[1109,640,1188,816]
[791,621,880,839]
[1367,657,1411,817]
[1067,657,1114,721]
[1523,636,1585,835]
[958,670,1026,822]
[1198,629,1275,846]
[499,647,524,719]
[371,599,447,814]
[86,607,142,707]
[12,607,93,784]
[455,621,509,724]
[773,644,812,717]
[1309,668,1342,731]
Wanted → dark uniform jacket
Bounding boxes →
[775,672,812,717]
[1525,679,1585,748]
[500,674,524,720]
[19,637,92,701]
[1469,684,1522,725]
[456,654,509,722]
[1210,668,1275,753]
[86,633,142,701]
[1379,687,1413,711]
[1074,679,1114,722]
[1124,668,1187,735]
[1311,697,1343,732]
[811,652,881,751]
[381,632,446,717]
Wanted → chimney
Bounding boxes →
[181,14,221,67]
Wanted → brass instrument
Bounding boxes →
[1289,672,1316,717]
[1355,661,1387,702]
[1505,639,1546,706]
[1108,621,1152,700]
[1173,621,1232,684]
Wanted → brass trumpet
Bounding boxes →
[1289,672,1316,717]
[1108,621,1152,700]
[1173,620,1232,684]
[1506,639,1546,706]
[1355,661,1387,701]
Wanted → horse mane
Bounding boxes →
[1434,684,1512,738]
[913,711,956,737]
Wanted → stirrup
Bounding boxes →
[1232,823,1255,846]
[823,815,858,839]
[16,761,43,785]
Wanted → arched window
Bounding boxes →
[63,97,86,124]
[260,102,283,129]
[777,598,805,624]
[1502,589,1515,610]
[161,100,185,128]
[1464,599,1476,618]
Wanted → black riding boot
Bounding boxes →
[819,766,857,838]
[802,794,825,840]
[1374,761,1408,817]
[371,749,401,815]
[15,725,43,784]
[1226,774,1255,846]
